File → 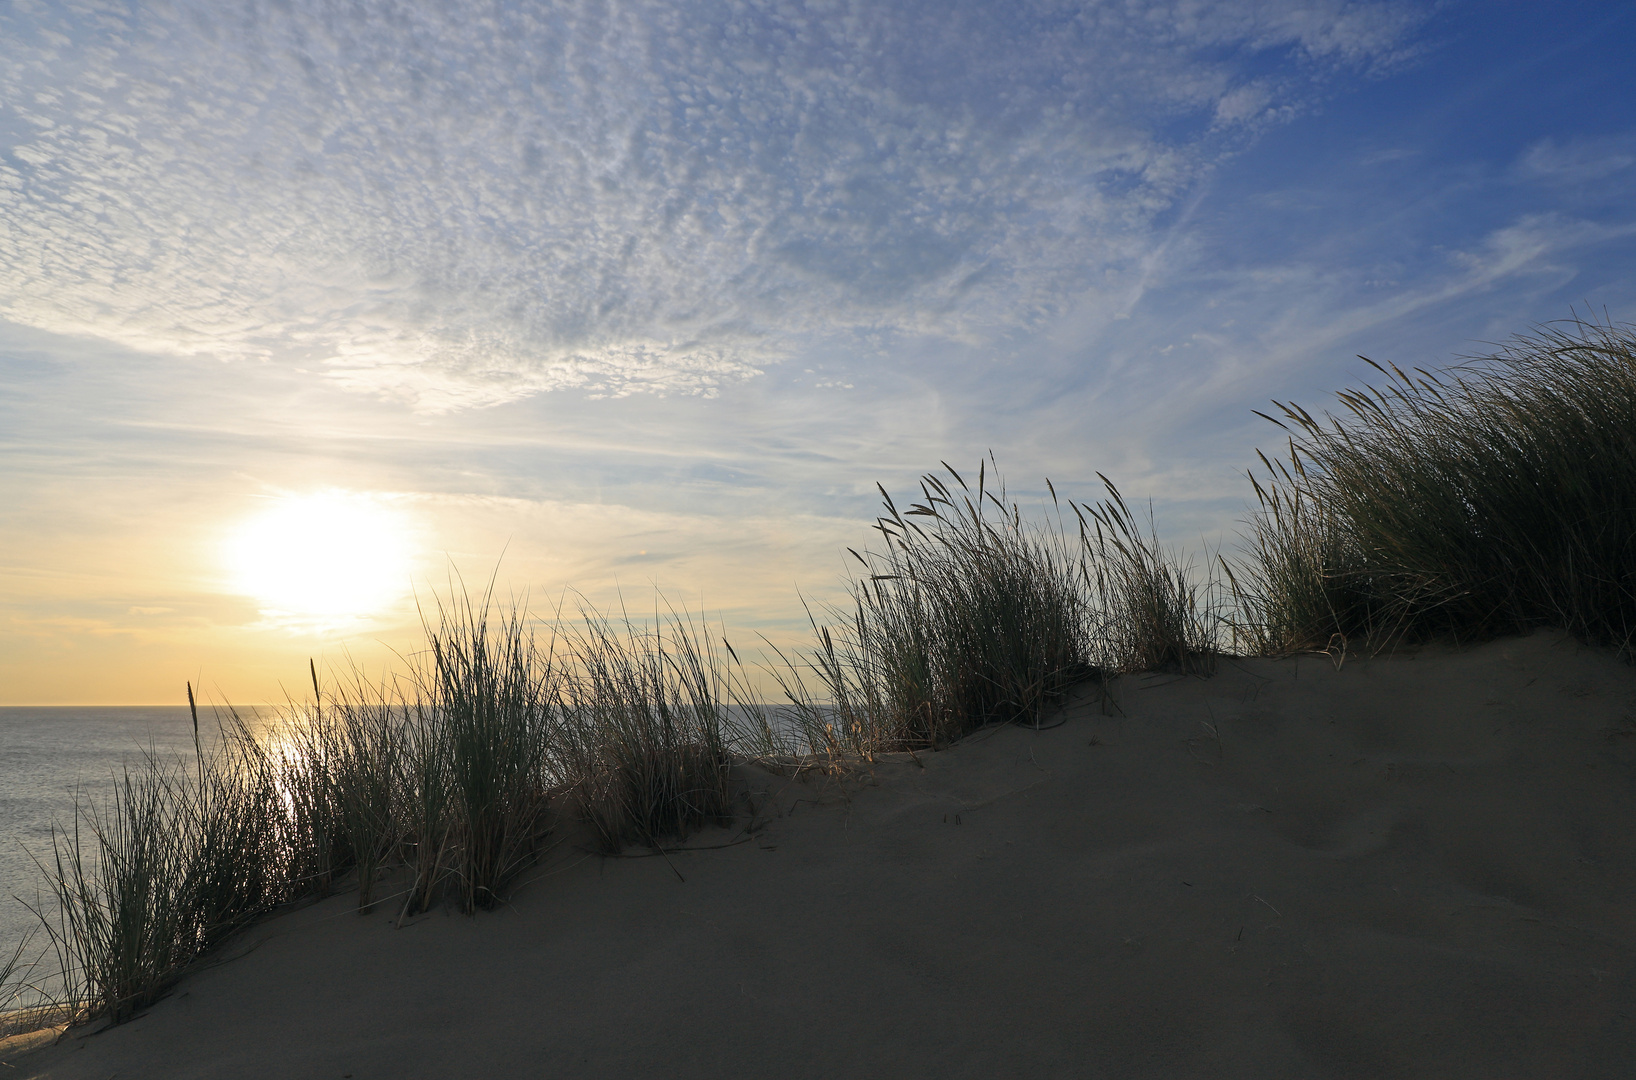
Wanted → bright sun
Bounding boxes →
[226,492,413,622]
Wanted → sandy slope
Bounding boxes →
[12,632,1636,1079]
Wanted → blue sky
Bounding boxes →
[2,0,1633,702]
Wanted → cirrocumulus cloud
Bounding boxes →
[0,0,1424,409]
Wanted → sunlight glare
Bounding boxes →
[226,492,413,622]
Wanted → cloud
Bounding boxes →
[0,0,1425,410]
[1515,134,1636,186]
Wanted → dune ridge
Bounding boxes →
[11,630,1635,1079]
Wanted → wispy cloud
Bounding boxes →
[1515,134,1636,186]
[0,0,1424,410]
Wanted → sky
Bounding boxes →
[2,0,1634,704]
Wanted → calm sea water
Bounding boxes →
[0,706,275,980]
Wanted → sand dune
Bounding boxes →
[12,631,1636,1078]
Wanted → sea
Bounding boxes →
[0,706,275,993]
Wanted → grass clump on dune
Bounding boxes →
[1078,478,1217,677]
[24,467,1215,1028]
[23,587,763,1024]
[277,665,404,912]
[417,593,560,913]
[278,587,582,918]
[282,588,565,920]
[34,705,301,1023]
[774,458,1215,757]
[558,606,752,853]
[1232,316,1636,657]
[775,460,1093,756]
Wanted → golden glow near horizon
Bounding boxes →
[225,493,414,625]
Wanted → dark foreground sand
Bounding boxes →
[9,632,1636,1078]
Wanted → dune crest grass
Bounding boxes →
[32,710,297,1024]
[418,593,559,912]
[770,458,1216,757]
[18,585,782,1025]
[1080,478,1217,678]
[13,460,1215,1027]
[1230,316,1636,657]
[557,606,751,854]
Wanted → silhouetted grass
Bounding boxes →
[16,584,778,1023]
[180,711,301,946]
[0,931,33,1005]
[770,459,1214,756]
[280,666,404,914]
[33,706,301,1024]
[770,461,1093,754]
[3,463,1230,1029]
[417,591,560,913]
[395,697,452,919]
[1079,478,1217,676]
[1231,316,1636,656]
[558,605,749,852]
[0,928,50,1039]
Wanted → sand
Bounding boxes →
[10,631,1636,1078]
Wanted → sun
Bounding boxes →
[226,492,414,622]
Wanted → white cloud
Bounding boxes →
[0,0,1425,410]
[1516,134,1636,185]
[1213,81,1277,126]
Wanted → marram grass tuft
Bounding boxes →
[1230,316,1636,657]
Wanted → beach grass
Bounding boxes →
[768,459,1213,757]
[1079,478,1218,677]
[0,921,52,1040]
[16,585,780,1022]
[1230,315,1636,657]
[557,606,746,853]
[281,667,405,914]
[417,590,560,913]
[34,725,298,1023]
[769,460,1096,756]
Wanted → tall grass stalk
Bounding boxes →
[181,712,299,946]
[800,461,1092,753]
[0,926,59,1039]
[1232,316,1636,656]
[395,698,452,919]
